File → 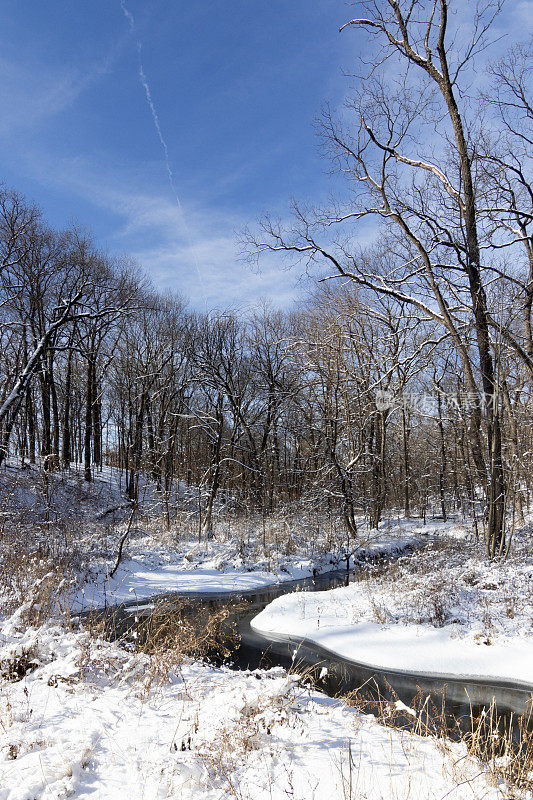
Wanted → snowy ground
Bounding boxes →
[252,522,533,685]
[0,614,511,800]
[1,464,532,797]
[71,527,419,611]
[2,463,530,614]
[0,461,419,612]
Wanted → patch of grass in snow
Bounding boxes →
[198,670,303,797]
[134,599,242,694]
[341,674,533,797]
[353,528,533,641]
[463,701,533,797]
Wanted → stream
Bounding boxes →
[96,558,533,736]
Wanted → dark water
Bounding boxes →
[94,556,533,739]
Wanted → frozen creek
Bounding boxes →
[103,560,533,729]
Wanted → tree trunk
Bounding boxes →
[49,354,60,459]
[39,367,51,458]
[401,407,410,517]
[84,357,93,482]
[92,367,102,470]
[502,379,524,526]
[437,391,447,522]
[61,348,72,468]
[26,386,36,464]
[370,410,386,529]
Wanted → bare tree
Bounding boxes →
[247,1,522,556]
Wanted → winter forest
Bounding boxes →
[1,2,532,799]
[1,189,532,553]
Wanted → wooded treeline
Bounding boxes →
[0,2,531,559]
[246,0,532,558]
[0,181,531,555]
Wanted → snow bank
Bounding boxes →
[251,582,533,685]
[73,562,286,609]
[0,615,504,800]
[72,533,420,611]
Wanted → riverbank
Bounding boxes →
[0,613,509,800]
[0,462,420,615]
[70,528,420,611]
[251,522,533,687]
[1,466,532,797]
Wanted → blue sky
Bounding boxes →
[1,1,530,310]
[0,0,356,310]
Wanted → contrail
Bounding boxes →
[120,0,134,32]
[119,0,206,303]
[138,63,178,200]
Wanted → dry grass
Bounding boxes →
[464,701,533,796]
[98,598,245,694]
[198,672,306,799]
[341,677,533,796]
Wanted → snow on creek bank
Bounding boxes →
[0,618,508,800]
[251,580,533,685]
[72,532,419,611]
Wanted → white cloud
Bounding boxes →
[0,51,115,137]
[17,149,303,310]
[136,238,303,312]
